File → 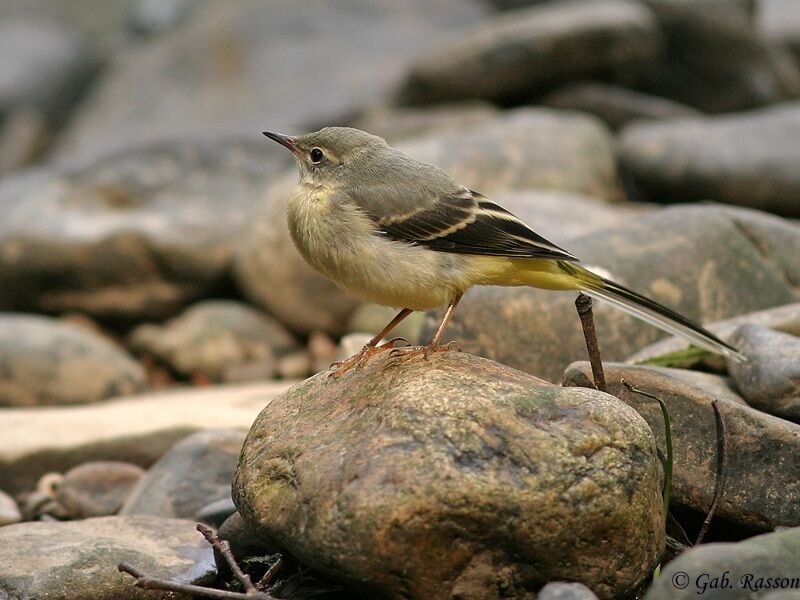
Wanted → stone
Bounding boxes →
[542,81,701,130]
[0,515,215,600]
[121,428,245,520]
[434,205,800,382]
[0,138,285,321]
[218,511,280,563]
[56,461,145,518]
[0,18,98,121]
[539,582,600,600]
[759,0,800,60]
[635,0,800,113]
[0,314,146,407]
[0,490,21,527]
[277,351,313,380]
[0,108,48,175]
[396,0,660,105]
[564,362,800,530]
[644,526,800,600]
[129,300,296,382]
[628,302,800,370]
[196,496,236,527]
[53,0,486,164]
[234,352,664,600]
[620,104,800,216]
[727,324,800,422]
[351,102,499,143]
[0,380,291,495]
[235,110,625,335]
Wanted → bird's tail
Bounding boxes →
[558,261,746,362]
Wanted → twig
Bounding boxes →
[256,556,283,591]
[118,524,277,599]
[622,380,673,529]
[197,523,257,593]
[575,293,607,393]
[696,400,728,545]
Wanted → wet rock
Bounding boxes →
[437,205,800,382]
[351,102,499,143]
[54,0,486,163]
[727,324,800,422]
[542,82,701,130]
[620,104,800,216]
[564,362,800,530]
[0,515,215,600]
[0,380,290,495]
[0,490,21,527]
[121,429,245,520]
[234,352,664,600]
[539,582,600,600]
[236,110,625,335]
[0,314,146,407]
[129,300,296,383]
[397,0,660,105]
[0,138,285,321]
[0,18,98,121]
[56,461,144,518]
[645,526,800,600]
[636,0,800,113]
[628,302,800,370]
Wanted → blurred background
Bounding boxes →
[1,0,799,397]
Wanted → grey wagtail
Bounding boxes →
[264,127,744,375]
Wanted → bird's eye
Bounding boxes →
[310,148,324,163]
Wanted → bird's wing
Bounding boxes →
[349,185,578,261]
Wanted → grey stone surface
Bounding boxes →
[56,461,144,518]
[645,527,800,600]
[121,428,246,520]
[620,104,800,216]
[564,362,800,530]
[234,352,663,600]
[0,314,146,407]
[397,0,660,105]
[728,324,800,422]
[129,300,297,382]
[53,0,487,164]
[0,515,215,600]
[0,138,284,320]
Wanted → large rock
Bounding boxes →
[121,428,245,520]
[396,0,660,105]
[645,526,800,600]
[234,352,663,600]
[0,314,146,407]
[52,0,486,164]
[0,380,291,495]
[564,362,800,530]
[542,81,701,130]
[727,324,800,422]
[235,110,625,335]
[0,515,214,600]
[434,205,800,382]
[0,138,283,320]
[0,18,98,121]
[635,0,800,113]
[129,300,297,382]
[620,104,800,216]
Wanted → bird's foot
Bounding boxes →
[328,337,409,378]
[388,340,461,363]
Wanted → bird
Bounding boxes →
[263,127,745,375]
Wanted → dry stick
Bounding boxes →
[197,523,258,594]
[256,556,284,591]
[575,293,607,393]
[696,400,728,545]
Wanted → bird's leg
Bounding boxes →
[391,293,463,362]
[329,308,413,377]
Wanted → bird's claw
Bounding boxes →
[328,338,410,379]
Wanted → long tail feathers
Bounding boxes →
[562,263,747,362]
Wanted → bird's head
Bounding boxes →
[263,127,387,185]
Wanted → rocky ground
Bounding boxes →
[1,1,800,599]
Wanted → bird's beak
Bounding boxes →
[263,131,298,154]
